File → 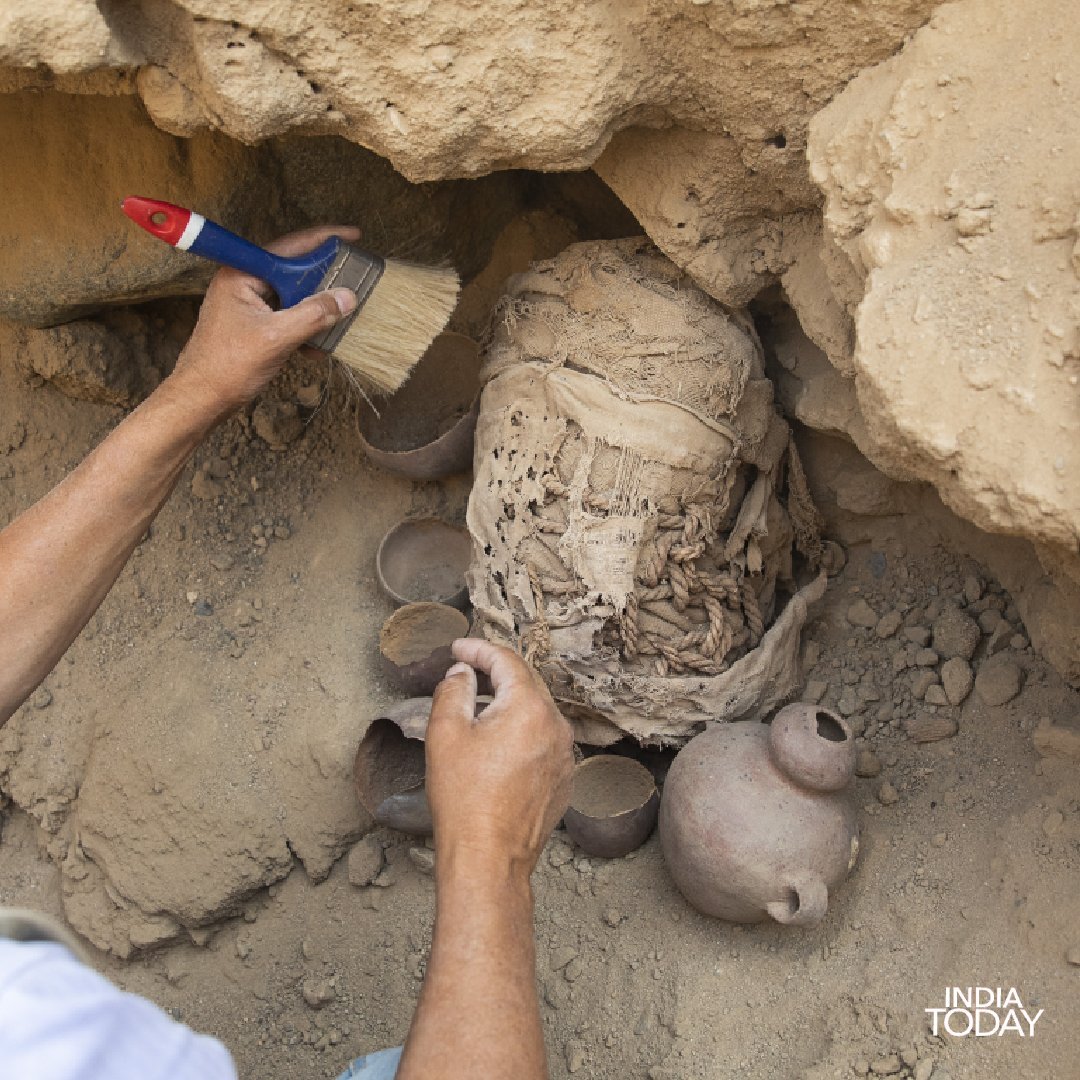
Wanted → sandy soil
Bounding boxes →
[1,339,1078,1080]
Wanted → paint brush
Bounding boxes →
[121,197,459,395]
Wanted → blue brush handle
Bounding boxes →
[188,219,342,308]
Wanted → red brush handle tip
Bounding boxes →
[122,196,192,246]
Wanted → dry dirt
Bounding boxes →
[1,306,1078,1080]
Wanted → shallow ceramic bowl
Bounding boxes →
[379,602,470,696]
[563,754,660,859]
[357,332,481,480]
[376,518,472,609]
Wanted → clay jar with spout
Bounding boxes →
[659,703,859,926]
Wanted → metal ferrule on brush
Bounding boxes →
[305,243,385,353]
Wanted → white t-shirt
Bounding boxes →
[0,939,236,1080]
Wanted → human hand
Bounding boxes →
[426,639,575,876]
[168,225,361,421]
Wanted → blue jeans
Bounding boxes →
[338,1046,402,1079]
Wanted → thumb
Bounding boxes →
[269,288,357,349]
[429,662,477,733]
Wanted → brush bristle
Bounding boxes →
[331,260,460,395]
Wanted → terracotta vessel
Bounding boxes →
[356,332,481,480]
[563,755,659,859]
[379,602,470,695]
[375,518,472,610]
[659,703,859,926]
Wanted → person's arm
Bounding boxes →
[0,226,361,726]
[397,639,575,1080]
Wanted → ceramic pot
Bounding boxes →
[659,703,859,926]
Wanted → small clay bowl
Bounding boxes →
[376,518,472,610]
[354,708,433,835]
[563,755,660,859]
[357,332,481,480]
[379,602,470,695]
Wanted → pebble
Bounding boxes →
[346,835,384,888]
[804,680,828,704]
[563,957,583,982]
[940,657,974,705]
[190,469,223,501]
[846,599,879,629]
[565,1040,586,1073]
[963,575,983,604]
[915,647,940,667]
[1065,945,1080,967]
[901,1048,918,1068]
[905,714,959,743]
[924,684,949,706]
[603,909,625,928]
[31,686,52,710]
[904,625,931,647]
[408,847,435,875]
[932,832,947,847]
[932,605,980,660]
[978,608,1002,634]
[821,540,847,576]
[301,976,335,1009]
[870,1053,902,1075]
[914,1060,935,1080]
[974,656,1023,706]
[252,399,304,450]
[855,749,882,778]
[1010,633,1029,650]
[875,611,903,638]
[296,383,323,408]
[877,781,899,806]
[910,670,940,700]
[985,622,1012,656]
[803,641,823,668]
[193,599,213,617]
[1042,810,1064,837]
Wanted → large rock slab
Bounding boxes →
[803,0,1079,584]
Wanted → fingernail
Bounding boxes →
[446,662,471,678]
[332,288,358,315]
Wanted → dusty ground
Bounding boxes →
[1,331,1078,1080]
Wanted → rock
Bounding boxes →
[876,781,899,806]
[1032,716,1080,762]
[837,690,859,717]
[855,749,882,778]
[870,1056,902,1077]
[820,541,847,577]
[191,469,223,502]
[940,657,974,705]
[978,609,1002,635]
[31,687,52,710]
[875,611,903,639]
[846,599,879,629]
[603,909,625,928]
[301,976,336,1009]
[963,576,983,605]
[565,1040,586,1074]
[923,684,948,706]
[975,656,1023,706]
[914,1061,935,1080]
[931,606,980,661]
[804,680,828,705]
[1010,633,1029,651]
[407,846,435,875]
[1041,811,1063,837]
[347,835,385,888]
[296,383,323,408]
[910,670,939,700]
[905,714,959,744]
[915,648,940,667]
[1065,946,1080,967]
[985,622,1013,656]
[252,400,305,451]
[904,625,932,648]
[548,840,573,867]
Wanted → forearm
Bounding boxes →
[398,846,548,1080]
[0,371,223,724]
